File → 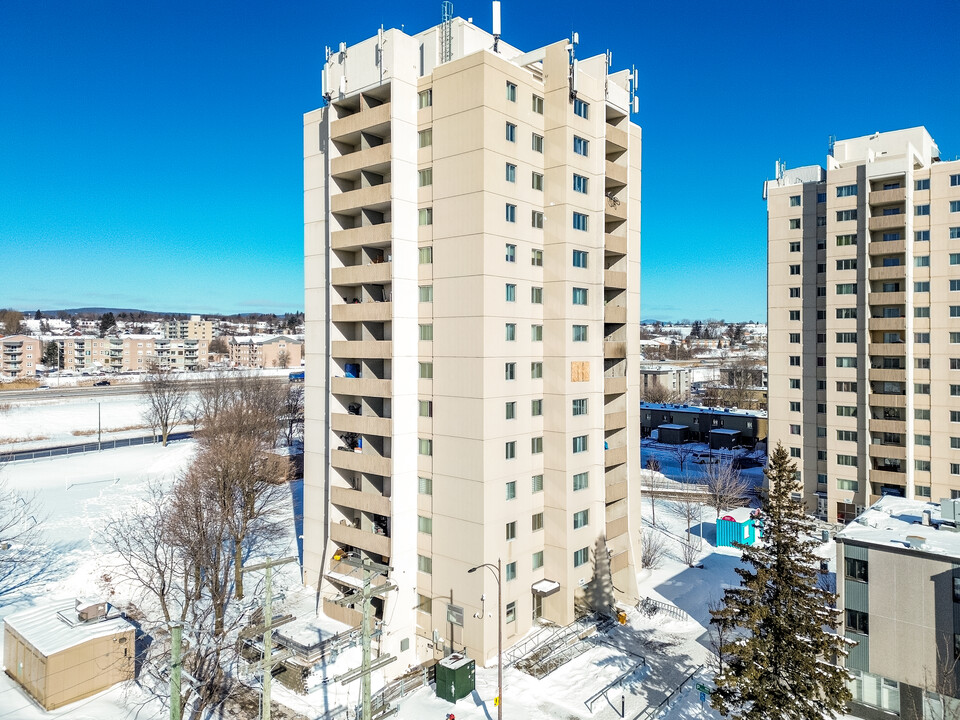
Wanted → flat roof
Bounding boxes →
[658,424,688,430]
[3,599,133,656]
[710,428,741,436]
[718,507,754,524]
[643,402,767,419]
[836,496,960,560]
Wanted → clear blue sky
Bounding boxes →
[2,1,957,320]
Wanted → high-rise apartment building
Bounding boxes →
[303,16,642,668]
[766,127,960,523]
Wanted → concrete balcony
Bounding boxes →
[331,222,392,251]
[867,291,905,305]
[604,305,627,324]
[604,375,626,395]
[870,469,905,484]
[869,214,905,231]
[330,143,392,178]
[605,124,628,152]
[605,477,628,502]
[868,239,906,255]
[870,343,906,356]
[604,410,627,430]
[605,445,627,467]
[331,486,391,517]
[868,317,905,332]
[868,266,906,282]
[331,340,392,359]
[331,302,393,323]
[869,443,906,460]
[604,269,627,289]
[606,515,628,540]
[869,367,905,382]
[610,549,629,575]
[331,412,392,437]
[869,393,906,408]
[869,418,906,434]
[331,449,391,476]
[331,376,392,397]
[331,261,392,287]
[329,102,391,141]
[605,233,627,256]
[330,522,391,558]
[331,182,392,215]
[869,187,906,205]
[605,159,628,187]
[604,198,627,221]
[604,341,627,359]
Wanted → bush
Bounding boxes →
[641,528,667,569]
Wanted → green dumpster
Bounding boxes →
[435,653,475,703]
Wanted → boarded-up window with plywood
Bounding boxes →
[571,361,590,382]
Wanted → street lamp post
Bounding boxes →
[468,559,502,720]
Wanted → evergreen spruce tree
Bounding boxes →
[709,442,851,719]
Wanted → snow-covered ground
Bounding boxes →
[641,438,767,487]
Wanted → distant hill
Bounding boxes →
[28,308,300,318]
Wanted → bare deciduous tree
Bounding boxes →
[643,464,668,526]
[282,383,304,447]
[640,528,667,569]
[142,362,189,446]
[702,462,751,519]
[642,381,686,405]
[275,349,290,369]
[671,443,695,475]
[0,476,57,599]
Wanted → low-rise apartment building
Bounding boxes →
[229,335,302,369]
[48,335,210,373]
[639,364,691,399]
[837,496,960,719]
[161,315,215,341]
[641,402,768,448]
[0,335,42,378]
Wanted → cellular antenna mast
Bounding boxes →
[492,1,501,52]
[440,1,454,64]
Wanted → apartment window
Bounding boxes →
[505,204,517,223]
[915,333,930,345]
[532,133,544,152]
[505,601,517,623]
[836,234,856,246]
[572,398,588,415]
[530,286,543,304]
[505,122,517,142]
[418,555,432,574]
[532,475,544,492]
[845,557,868,582]
[952,228,960,239]
[916,281,930,292]
[572,97,590,118]
[419,362,433,379]
[505,163,516,182]
[837,381,857,392]
[532,172,544,191]
[573,212,589,231]
[837,454,858,466]
[418,476,432,495]
[817,192,826,203]
[789,195,801,207]
[572,250,588,268]
[532,550,544,570]
[531,398,543,416]
[419,208,433,225]
[954,464,960,476]
[572,435,588,453]
[953,358,960,370]
[418,168,433,186]
[572,287,588,305]
[789,356,800,366]
[505,363,516,380]
[836,333,857,343]
[531,436,543,454]
[837,184,858,197]
[918,409,932,420]
[915,204,931,216]
[506,243,516,262]
[952,201,960,213]
[789,219,801,230]
[505,401,516,420]
[789,241,801,252]
[789,424,800,435]
[419,324,433,341]
[952,174,960,187]
[789,333,800,343]
[837,209,857,221]
[532,211,544,228]
[952,333,960,344]
[573,509,589,529]
[916,230,930,242]
[837,405,857,417]
[573,174,589,194]
[573,135,589,156]
[836,259,857,271]
[837,430,858,442]
[916,459,932,472]
[952,306,960,318]
[915,255,930,267]
[531,361,542,378]
[419,400,433,417]
[419,246,433,264]
[789,287,800,298]
[836,283,857,295]
[505,283,516,302]
[505,441,516,459]
[573,471,589,491]
[789,264,801,275]
[916,178,930,190]
[418,516,432,534]
[789,310,800,321]
[532,94,544,113]
[506,81,517,101]
[915,306,930,318]
[532,513,543,532]
[505,323,516,341]
[790,447,801,458]
[837,479,859,492]
[837,308,857,319]
[531,249,543,266]
[818,403,827,414]
[817,262,826,273]
[573,547,589,567]
[951,254,960,266]
[418,128,433,147]
[952,280,960,292]
[418,89,433,108]
[790,401,800,412]
[816,216,826,227]
[915,434,931,446]
[954,386,960,397]
[531,325,543,341]
[419,438,432,455]
[572,325,588,342]
[419,285,433,302]
[505,522,516,541]
[882,232,900,241]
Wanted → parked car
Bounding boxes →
[692,452,720,464]
[93,380,111,387]
[731,457,763,470]
[35,385,50,391]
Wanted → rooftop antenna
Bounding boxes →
[827,134,836,157]
[492,1,501,52]
[440,0,454,63]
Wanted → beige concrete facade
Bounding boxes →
[0,335,42,377]
[229,335,302,368]
[47,335,210,373]
[639,364,691,399]
[766,128,960,522]
[304,18,642,670]
[161,315,214,341]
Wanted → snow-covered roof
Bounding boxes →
[3,599,133,656]
[836,496,960,560]
[643,402,767,419]
[718,507,754,524]
[710,428,741,436]
[231,334,301,345]
[658,423,689,430]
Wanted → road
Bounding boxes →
[0,375,287,403]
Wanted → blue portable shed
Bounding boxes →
[716,507,758,547]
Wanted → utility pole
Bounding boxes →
[242,556,298,720]
[169,622,182,720]
[334,558,397,720]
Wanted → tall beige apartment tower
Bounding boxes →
[766,127,960,524]
[303,14,642,668]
